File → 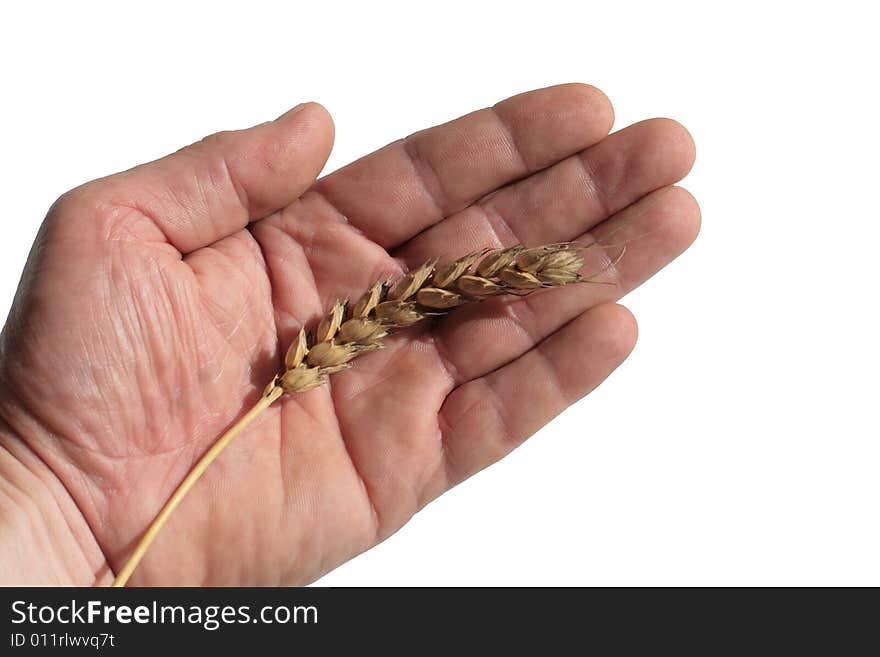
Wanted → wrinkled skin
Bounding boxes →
[0,85,699,585]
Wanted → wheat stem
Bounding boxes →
[112,385,283,586]
[111,241,613,586]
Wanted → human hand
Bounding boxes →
[0,84,698,585]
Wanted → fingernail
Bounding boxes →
[276,103,308,121]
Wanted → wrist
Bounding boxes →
[0,416,110,585]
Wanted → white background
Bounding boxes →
[1,1,877,585]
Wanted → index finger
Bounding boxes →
[312,83,614,249]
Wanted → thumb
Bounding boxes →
[60,102,335,253]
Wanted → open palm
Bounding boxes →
[0,85,698,585]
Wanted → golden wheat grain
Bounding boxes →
[271,241,620,396]
[111,240,621,586]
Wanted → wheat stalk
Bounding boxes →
[112,241,621,586]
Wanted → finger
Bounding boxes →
[62,102,335,253]
[431,185,700,383]
[313,84,614,249]
[396,118,696,265]
[436,302,638,491]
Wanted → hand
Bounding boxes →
[0,85,698,585]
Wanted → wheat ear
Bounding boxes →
[111,241,621,586]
